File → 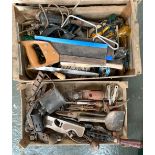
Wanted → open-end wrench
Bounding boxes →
[111,85,119,104]
[107,85,112,105]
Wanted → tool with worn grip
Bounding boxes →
[21,40,60,68]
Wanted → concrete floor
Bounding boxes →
[12,1,143,155]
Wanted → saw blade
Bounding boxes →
[32,66,99,77]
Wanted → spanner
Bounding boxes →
[61,15,119,50]
[107,85,112,105]
[111,85,119,104]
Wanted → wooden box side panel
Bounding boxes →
[19,81,128,147]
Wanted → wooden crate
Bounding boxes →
[18,81,128,148]
[12,0,141,82]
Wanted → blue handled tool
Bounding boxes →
[34,36,108,49]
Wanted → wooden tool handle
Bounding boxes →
[119,139,143,149]
[21,41,60,68]
[53,72,66,80]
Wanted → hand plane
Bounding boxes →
[21,40,59,68]
[44,116,85,137]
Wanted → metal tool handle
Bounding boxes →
[107,85,111,105]
[32,44,46,64]
[118,139,143,149]
[111,85,119,104]
[61,15,119,50]
[78,116,105,123]
[33,66,99,76]
[94,35,119,50]
[61,15,96,29]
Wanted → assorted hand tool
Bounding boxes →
[17,3,142,150]
[24,72,142,149]
[19,4,130,80]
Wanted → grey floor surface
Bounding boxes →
[12,1,143,155]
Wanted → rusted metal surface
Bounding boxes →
[38,88,65,114]
[70,90,105,101]
[118,138,143,149]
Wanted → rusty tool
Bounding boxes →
[66,101,103,107]
[56,111,125,131]
[111,85,119,104]
[26,71,44,104]
[85,130,113,143]
[38,86,66,114]
[65,101,103,106]
[102,102,125,113]
[66,104,106,112]
[106,85,119,105]
[78,111,125,131]
[70,90,105,101]
[33,66,99,77]
[56,111,106,118]
[106,84,112,105]
[85,130,143,148]
[66,102,124,113]
[66,105,98,111]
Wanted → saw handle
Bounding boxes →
[119,139,143,149]
[53,72,66,80]
[32,44,46,64]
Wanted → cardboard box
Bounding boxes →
[19,81,128,148]
[12,0,142,82]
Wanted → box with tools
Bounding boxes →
[18,72,142,149]
[12,0,143,150]
[19,75,131,148]
[13,0,142,82]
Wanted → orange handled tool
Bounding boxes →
[21,40,60,68]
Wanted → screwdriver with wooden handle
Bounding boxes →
[53,72,66,80]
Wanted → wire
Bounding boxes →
[46,1,80,27]
[39,4,49,28]
[60,6,70,17]
[47,2,64,25]
[72,0,81,11]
